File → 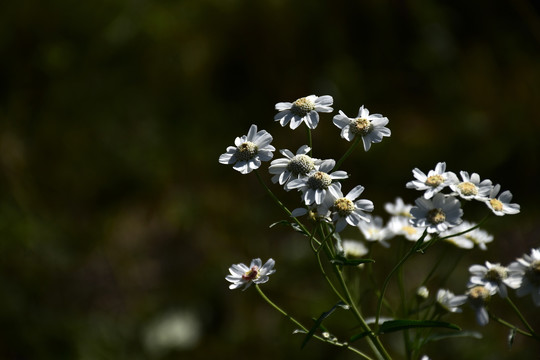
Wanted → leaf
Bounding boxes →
[349,331,372,343]
[269,220,308,236]
[330,256,375,266]
[378,320,461,334]
[301,301,348,349]
[425,330,482,343]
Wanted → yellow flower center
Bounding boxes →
[468,285,491,305]
[427,208,446,224]
[489,198,503,212]
[486,265,507,282]
[291,97,315,116]
[236,141,258,161]
[351,118,372,135]
[307,171,332,190]
[334,198,355,216]
[458,182,478,196]
[425,174,444,187]
[287,154,315,176]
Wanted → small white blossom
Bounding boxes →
[318,183,374,232]
[219,124,275,174]
[507,248,540,306]
[484,184,520,216]
[468,261,516,298]
[387,216,427,241]
[417,286,429,299]
[225,258,276,291]
[286,159,348,205]
[436,289,467,313]
[442,221,493,250]
[467,285,496,326]
[450,171,493,201]
[274,95,333,130]
[342,240,369,258]
[384,197,413,218]
[332,105,391,151]
[358,216,392,247]
[410,193,463,234]
[406,162,458,199]
[268,145,321,186]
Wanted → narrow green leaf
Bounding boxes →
[426,331,482,343]
[349,331,372,343]
[301,301,347,349]
[330,256,375,266]
[269,220,307,236]
[378,320,461,334]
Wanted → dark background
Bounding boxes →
[1,0,539,359]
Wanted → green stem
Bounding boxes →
[255,285,373,359]
[306,127,313,156]
[489,312,536,338]
[505,296,540,340]
[333,136,361,171]
[375,230,428,327]
[316,250,348,304]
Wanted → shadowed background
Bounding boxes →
[1,0,539,359]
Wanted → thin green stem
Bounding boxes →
[375,230,428,327]
[316,251,348,304]
[255,285,373,359]
[489,312,535,338]
[505,296,540,340]
[306,127,313,156]
[333,136,361,171]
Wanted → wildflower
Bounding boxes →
[467,285,495,326]
[387,215,426,241]
[436,289,467,313]
[332,105,391,151]
[219,124,275,174]
[450,171,493,201]
[358,215,392,247]
[444,221,493,251]
[268,145,321,186]
[417,286,429,300]
[410,193,463,234]
[468,262,516,298]
[226,258,276,291]
[286,159,348,205]
[484,184,520,216]
[406,162,458,199]
[274,95,333,130]
[384,197,413,218]
[318,183,374,232]
[507,248,540,306]
[342,239,369,258]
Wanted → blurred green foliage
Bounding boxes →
[0,0,539,359]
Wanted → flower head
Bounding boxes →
[507,248,540,306]
[358,215,392,247]
[450,171,493,201]
[436,289,467,313]
[332,105,391,151]
[319,183,374,232]
[384,197,413,218]
[406,162,458,199]
[219,124,275,174]
[268,145,321,186]
[410,193,463,234]
[467,285,496,326]
[274,95,333,130]
[286,159,348,205]
[468,261,515,298]
[341,239,369,258]
[226,258,276,291]
[484,184,520,216]
[387,215,427,241]
[442,221,493,250]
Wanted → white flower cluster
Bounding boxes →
[432,248,540,327]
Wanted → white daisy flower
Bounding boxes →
[268,145,321,186]
[384,197,413,218]
[342,239,369,258]
[318,183,374,232]
[507,248,540,306]
[484,184,520,216]
[387,216,427,241]
[332,105,391,151]
[410,193,463,234]
[274,95,333,130]
[442,221,493,250]
[468,262,516,298]
[286,159,348,205]
[450,171,493,201]
[436,289,467,313]
[358,215,392,247]
[225,258,276,291]
[467,285,496,326]
[219,124,275,174]
[406,162,458,199]
[417,286,429,299]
